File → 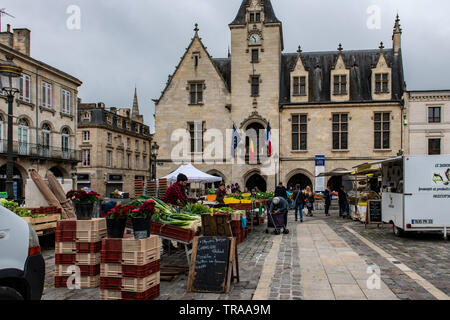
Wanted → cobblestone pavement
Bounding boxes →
[40,208,450,300]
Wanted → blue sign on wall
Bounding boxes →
[315,155,325,167]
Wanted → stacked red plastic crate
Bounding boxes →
[100,235,161,300]
[54,218,106,289]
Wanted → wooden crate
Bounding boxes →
[22,214,61,236]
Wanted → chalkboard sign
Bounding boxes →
[367,200,382,224]
[187,237,235,293]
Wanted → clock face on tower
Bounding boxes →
[249,33,261,45]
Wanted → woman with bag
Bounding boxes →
[293,185,305,222]
[304,186,315,217]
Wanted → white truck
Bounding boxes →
[378,155,450,238]
[0,205,45,300]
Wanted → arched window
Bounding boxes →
[41,123,51,157]
[61,128,70,159]
[18,118,30,155]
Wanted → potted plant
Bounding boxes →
[129,200,156,239]
[66,190,101,220]
[106,204,135,238]
[206,188,217,201]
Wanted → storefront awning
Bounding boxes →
[316,170,353,178]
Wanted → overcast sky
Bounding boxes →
[3,0,450,132]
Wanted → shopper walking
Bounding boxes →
[304,186,315,217]
[292,184,305,222]
[324,185,332,217]
[275,182,288,200]
[338,186,349,218]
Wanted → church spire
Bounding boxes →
[132,87,140,120]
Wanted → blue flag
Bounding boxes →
[231,123,241,157]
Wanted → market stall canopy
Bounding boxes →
[163,164,223,183]
[316,170,353,178]
[353,156,403,169]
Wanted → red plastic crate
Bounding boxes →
[102,238,123,252]
[76,241,102,254]
[101,250,122,264]
[55,276,99,289]
[55,264,100,277]
[121,284,160,301]
[55,230,77,242]
[57,220,76,231]
[55,254,76,265]
[100,277,122,290]
[122,260,160,278]
[159,224,195,242]
[150,222,163,235]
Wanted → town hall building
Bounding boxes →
[154,0,407,192]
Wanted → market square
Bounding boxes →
[0,0,449,304]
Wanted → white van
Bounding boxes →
[0,205,45,300]
[378,155,450,238]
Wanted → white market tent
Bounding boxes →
[162,164,223,184]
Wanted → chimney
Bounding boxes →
[13,28,31,56]
[0,24,13,48]
[7,24,11,33]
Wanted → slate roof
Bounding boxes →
[212,58,231,90]
[280,48,405,104]
[230,0,281,25]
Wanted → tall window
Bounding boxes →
[135,140,139,151]
[429,139,441,155]
[19,74,31,103]
[428,107,441,123]
[41,124,51,157]
[135,156,139,170]
[374,112,390,149]
[332,114,348,150]
[82,131,90,142]
[375,73,389,93]
[251,49,259,63]
[61,128,70,159]
[333,75,347,95]
[82,150,91,167]
[107,151,112,167]
[18,119,30,155]
[293,76,306,96]
[251,76,259,96]
[107,132,112,143]
[62,89,71,114]
[143,156,147,170]
[42,81,53,108]
[249,12,260,22]
[292,115,307,151]
[189,82,203,104]
[127,138,131,149]
[126,154,131,169]
[189,122,203,153]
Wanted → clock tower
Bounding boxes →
[229,0,283,189]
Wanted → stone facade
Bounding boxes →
[154,0,406,192]
[406,90,450,155]
[0,25,82,203]
[76,92,153,198]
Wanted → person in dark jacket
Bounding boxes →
[215,182,227,205]
[324,185,332,217]
[338,186,349,218]
[292,184,305,222]
[274,182,288,199]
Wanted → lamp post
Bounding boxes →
[0,55,22,201]
[151,142,159,180]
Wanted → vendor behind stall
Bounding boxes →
[215,182,227,205]
[162,173,188,205]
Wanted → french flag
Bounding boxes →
[266,122,272,158]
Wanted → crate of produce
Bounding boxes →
[100,277,122,290]
[76,253,101,265]
[121,272,160,293]
[122,248,160,266]
[123,260,160,279]
[55,242,77,254]
[22,214,61,234]
[76,241,102,254]
[76,229,107,243]
[55,275,100,289]
[157,224,195,243]
[55,254,76,265]
[55,264,100,277]
[228,203,252,211]
[122,236,159,252]
[100,264,122,278]
[76,218,107,232]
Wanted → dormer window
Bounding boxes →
[333,75,347,95]
[375,73,389,93]
[293,76,306,96]
[82,111,91,121]
[249,12,261,23]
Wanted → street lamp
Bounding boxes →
[151,142,159,180]
[0,55,23,201]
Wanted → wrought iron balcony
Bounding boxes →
[0,140,81,163]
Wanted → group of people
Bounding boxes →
[274,182,317,223]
